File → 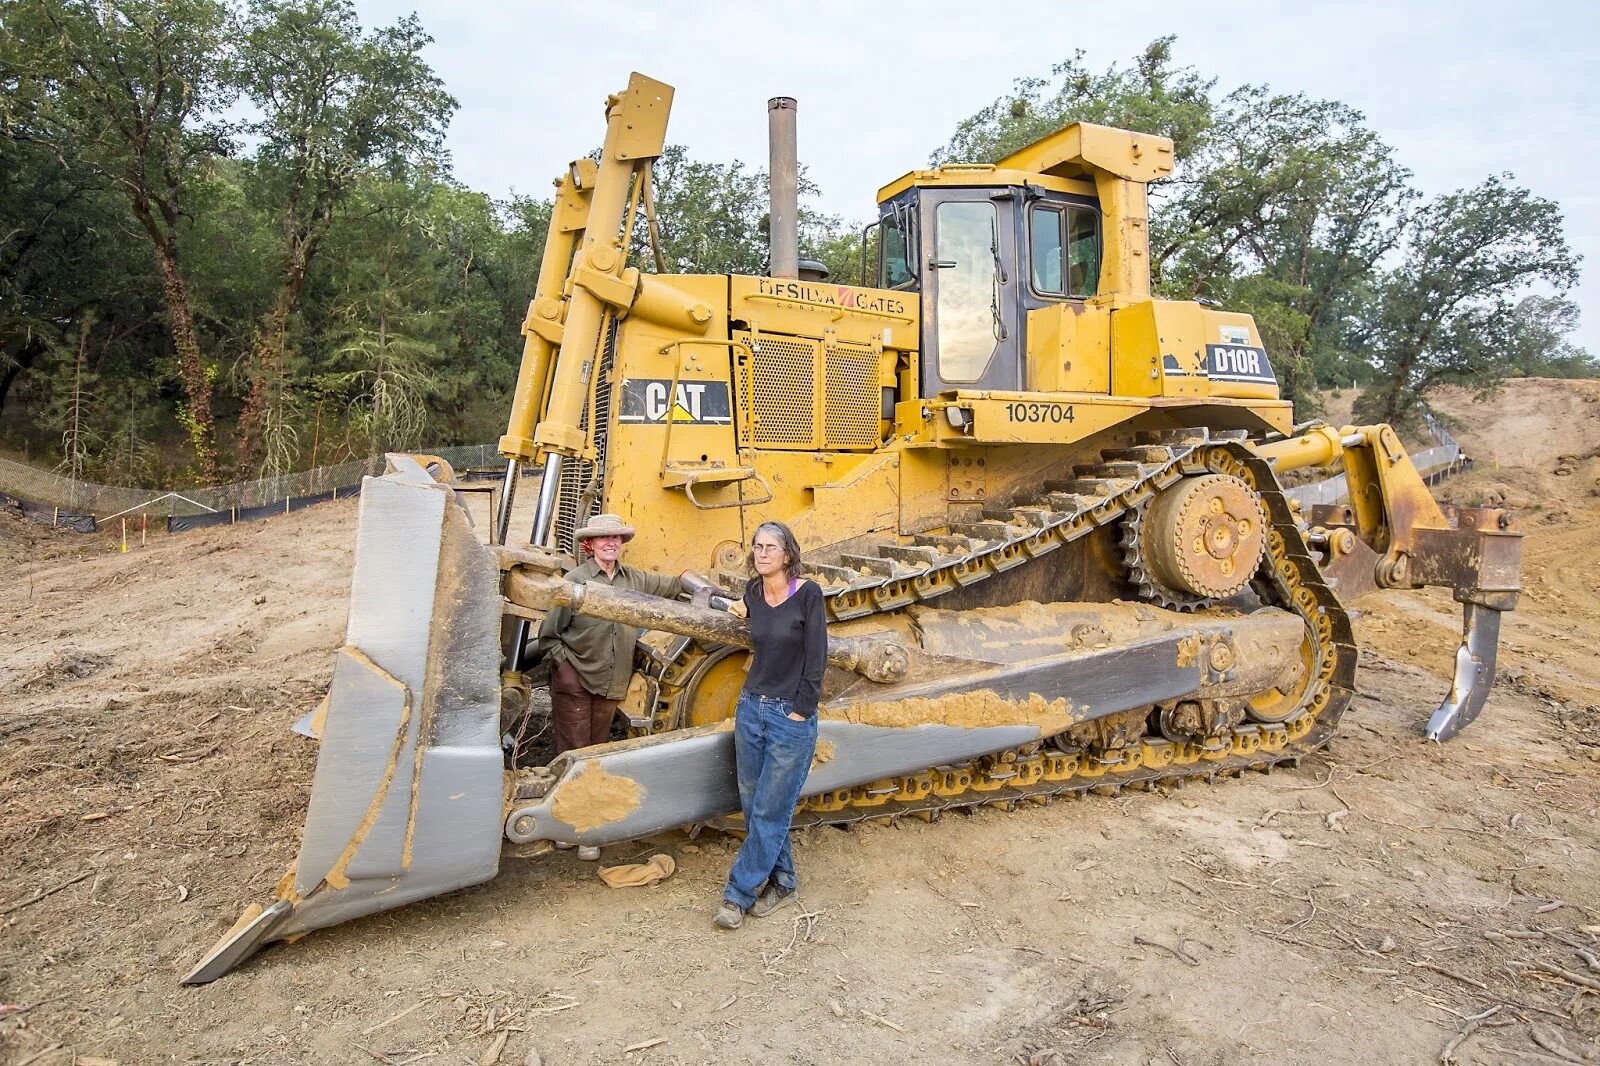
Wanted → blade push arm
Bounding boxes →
[1260,424,1522,740]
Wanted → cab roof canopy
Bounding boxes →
[876,122,1175,205]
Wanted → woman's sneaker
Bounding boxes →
[749,884,797,918]
[577,845,600,861]
[713,901,745,930]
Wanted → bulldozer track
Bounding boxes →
[640,428,1357,821]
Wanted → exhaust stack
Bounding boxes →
[767,96,798,279]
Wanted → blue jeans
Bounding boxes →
[724,691,818,909]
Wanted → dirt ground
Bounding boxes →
[3,378,1599,1066]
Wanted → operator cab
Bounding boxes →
[877,183,1102,397]
[875,122,1171,402]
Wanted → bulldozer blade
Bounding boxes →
[505,616,1304,847]
[1424,601,1505,743]
[184,456,504,984]
[504,718,1047,846]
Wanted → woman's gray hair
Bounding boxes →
[746,520,804,581]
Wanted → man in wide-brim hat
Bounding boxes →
[533,514,688,856]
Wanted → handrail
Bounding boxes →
[683,471,774,510]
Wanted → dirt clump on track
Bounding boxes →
[4,378,1599,1065]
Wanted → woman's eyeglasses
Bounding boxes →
[751,543,784,554]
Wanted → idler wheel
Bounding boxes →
[1141,474,1267,600]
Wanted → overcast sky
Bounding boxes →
[355,0,1598,354]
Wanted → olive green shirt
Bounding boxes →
[535,560,687,699]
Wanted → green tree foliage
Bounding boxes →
[1504,297,1599,379]
[638,146,768,275]
[1165,87,1417,405]
[0,132,154,426]
[1,0,235,479]
[1354,176,1581,425]
[935,36,1216,167]
[230,0,457,475]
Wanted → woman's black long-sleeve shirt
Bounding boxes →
[741,578,827,718]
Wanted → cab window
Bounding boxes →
[880,207,915,289]
[1029,208,1063,292]
[934,200,1001,383]
[1028,205,1100,299]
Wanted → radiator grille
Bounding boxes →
[736,333,882,451]
[748,337,816,446]
[824,342,881,448]
[553,320,616,553]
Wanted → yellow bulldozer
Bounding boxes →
[185,74,1523,982]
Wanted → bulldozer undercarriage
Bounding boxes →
[641,428,1354,828]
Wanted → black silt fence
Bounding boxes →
[166,483,363,533]
[1,488,97,533]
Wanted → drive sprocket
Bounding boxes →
[1121,472,1268,610]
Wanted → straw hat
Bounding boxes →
[573,513,636,542]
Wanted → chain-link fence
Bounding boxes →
[0,444,508,527]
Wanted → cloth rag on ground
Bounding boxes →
[598,853,676,888]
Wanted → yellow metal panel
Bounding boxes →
[612,73,674,162]
[898,449,949,534]
[995,123,1174,184]
[552,159,598,233]
[1025,305,1065,392]
[961,395,1146,445]
[945,448,988,504]
[1111,300,1222,399]
[1198,310,1281,402]
[599,275,742,570]
[1028,303,1112,394]
[609,441,744,570]
[1069,304,1114,393]
[891,400,935,446]
[804,452,900,543]
[632,273,713,334]
[728,275,918,352]
[1093,174,1151,303]
[1111,301,1162,397]
[734,451,899,554]
[612,275,729,381]
[876,167,1096,205]
[1111,301,1285,403]
[930,392,1293,445]
[1147,301,1209,399]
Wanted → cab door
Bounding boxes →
[919,189,1020,397]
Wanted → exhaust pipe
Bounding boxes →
[767,96,798,280]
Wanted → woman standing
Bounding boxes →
[715,521,827,929]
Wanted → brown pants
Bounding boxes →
[551,658,620,756]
